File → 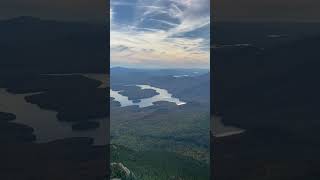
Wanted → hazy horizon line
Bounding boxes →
[110,66,210,70]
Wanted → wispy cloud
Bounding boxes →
[111,0,210,68]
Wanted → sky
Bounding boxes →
[1,0,320,68]
[110,0,210,69]
[214,0,320,22]
[0,0,106,23]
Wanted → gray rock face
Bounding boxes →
[111,162,136,180]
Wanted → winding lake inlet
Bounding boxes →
[110,84,186,108]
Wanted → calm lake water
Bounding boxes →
[0,74,108,145]
[110,84,186,108]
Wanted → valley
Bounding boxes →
[110,67,210,179]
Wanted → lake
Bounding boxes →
[111,84,186,108]
[0,73,109,145]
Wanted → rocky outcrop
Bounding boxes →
[111,162,136,180]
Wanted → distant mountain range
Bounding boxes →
[213,22,320,48]
[0,16,108,74]
[111,67,210,104]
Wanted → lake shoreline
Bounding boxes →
[111,84,186,108]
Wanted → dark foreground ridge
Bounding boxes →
[111,145,209,180]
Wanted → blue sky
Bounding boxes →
[110,0,210,68]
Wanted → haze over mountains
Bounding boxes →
[111,67,210,104]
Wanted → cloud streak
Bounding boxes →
[110,0,210,68]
